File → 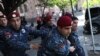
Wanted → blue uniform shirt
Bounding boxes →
[68,31,85,56]
[37,24,56,56]
[39,24,55,44]
[0,26,8,50]
[4,26,47,56]
[38,28,70,56]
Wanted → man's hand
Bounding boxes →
[69,46,75,52]
[30,44,41,50]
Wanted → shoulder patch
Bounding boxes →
[14,34,18,37]
[21,29,26,33]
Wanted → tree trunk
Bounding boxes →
[42,0,49,18]
[62,9,65,16]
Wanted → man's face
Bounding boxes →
[10,17,21,30]
[0,18,8,27]
[47,20,53,26]
[58,26,72,37]
[72,20,78,31]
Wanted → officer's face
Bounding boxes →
[58,26,72,37]
[0,18,8,27]
[10,17,21,30]
[72,20,78,31]
[47,20,53,25]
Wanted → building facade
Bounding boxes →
[18,0,40,19]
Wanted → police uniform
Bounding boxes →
[4,26,48,56]
[36,16,72,56]
[0,15,9,55]
[40,24,55,39]
[4,11,48,56]
[37,24,56,56]
[37,28,70,56]
[36,15,57,56]
[68,31,85,56]
[0,26,8,50]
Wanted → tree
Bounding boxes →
[83,0,100,8]
[0,0,27,17]
[38,0,77,15]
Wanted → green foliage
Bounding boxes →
[72,0,77,5]
[83,0,100,8]
[38,0,77,10]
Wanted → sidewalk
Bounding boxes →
[88,50,100,56]
[76,11,100,56]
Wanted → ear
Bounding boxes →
[57,26,63,31]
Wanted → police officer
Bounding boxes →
[0,14,8,51]
[36,16,42,30]
[21,16,27,26]
[4,11,41,56]
[0,14,11,56]
[37,16,75,56]
[37,15,56,56]
[40,15,56,32]
[68,16,85,56]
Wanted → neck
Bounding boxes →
[0,25,6,28]
[11,26,21,32]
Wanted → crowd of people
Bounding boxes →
[0,10,85,56]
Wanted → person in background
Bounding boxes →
[21,16,27,26]
[36,16,42,30]
[68,16,85,56]
[0,14,9,56]
[37,15,56,56]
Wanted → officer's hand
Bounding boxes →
[30,44,41,50]
[69,46,75,52]
[4,32,12,39]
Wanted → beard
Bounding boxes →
[13,25,20,30]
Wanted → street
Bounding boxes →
[76,11,100,56]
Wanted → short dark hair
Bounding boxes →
[72,16,78,20]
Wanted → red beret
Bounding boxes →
[36,17,41,23]
[57,16,72,28]
[8,11,20,19]
[43,15,52,22]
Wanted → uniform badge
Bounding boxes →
[21,29,26,33]
[14,34,18,37]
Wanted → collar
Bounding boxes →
[10,25,23,32]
